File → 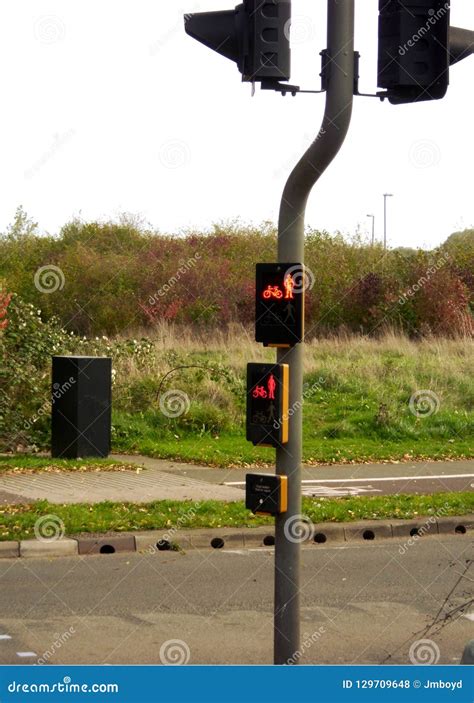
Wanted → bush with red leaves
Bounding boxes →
[0,290,12,330]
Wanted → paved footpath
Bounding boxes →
[132,455,474,498]
[0,454,472,504]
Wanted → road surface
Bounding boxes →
[0,535,472,665]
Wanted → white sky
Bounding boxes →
[0,0,472,249]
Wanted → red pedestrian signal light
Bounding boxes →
[256,263,305,347]
[246,363,289,447]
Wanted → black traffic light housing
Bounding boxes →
[184,0,291,84]
[378,0,450,104]
[246,363,289,447]
[378,1,474,104]
[255,263,304,347]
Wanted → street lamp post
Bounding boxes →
[383,193,393,250]
[366,214,375,246]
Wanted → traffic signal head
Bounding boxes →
[255,263,304,347]
[378,0,450,104]
[184,0,291,83]
[246,363,289,447]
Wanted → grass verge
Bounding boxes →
[0,456,140,474]
[1,493,472,542]
[113,429,474,468]
[110,334,474,467]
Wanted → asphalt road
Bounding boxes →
[0,535,472,665]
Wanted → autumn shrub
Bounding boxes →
[0,294,74,450]
[1,211,473,337]
[411,265,473,337]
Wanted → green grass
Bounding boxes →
[109,334,474,467]
[1,493,472,541]
[112,415,474,467]
[0,456,139,474]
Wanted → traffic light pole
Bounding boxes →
[274,0,355,665]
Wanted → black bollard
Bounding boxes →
[51,356,112,459]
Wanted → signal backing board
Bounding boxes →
[246,362,289,448]
[255,263,304,347]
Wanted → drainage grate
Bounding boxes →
[99,544,116,554]
[263,535,275,546]
[314,533,327,544]
[210,537,225,549]
[156,540,171,551]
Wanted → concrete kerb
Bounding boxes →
[437,515,473,536]
[344,520,393,542]
[311,523,345,545]
[0,541,20,558]
[76,535,136,556]
[20,539,78,559]
[391,517,440,539]
[0,516,471,559]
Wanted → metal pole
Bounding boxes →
[274,0,355,665]
[383,193,393,250]
[367,214,375,246]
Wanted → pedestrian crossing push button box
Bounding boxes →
[246,473,288,516]
[255,263,304,347]
[246,363,289,448]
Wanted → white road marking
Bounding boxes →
[0,634,12,640]
[225,473,474,487]
[462,612,474,621]
[301,485,382,497]
[16,652,37,658]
